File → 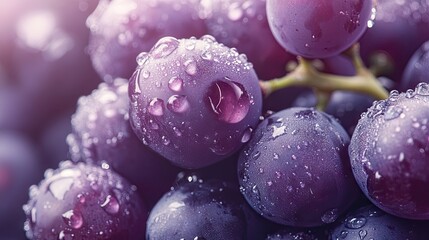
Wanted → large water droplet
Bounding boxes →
[101,194,120,215]
[151,36,179,59]
[168,77,183,92]
[62,210,83,229]
[167,95,190,113]
[147,98,165,116]
[384,106,403,120]
[205,80,250,123]
[345,216,367,229]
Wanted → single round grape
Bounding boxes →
[146,174,247,239]
[359,0,429,83]
[0,132,42,235]
[400,41,429,91]
[68,78,179,207]
[201,0,296,80]
[238,107,360,227]
[129,36,262,169]
[23,161,147,240]
[266,0,373,59]
[87,0,207,81]
[349,83,429,220]
[329,205,429,239]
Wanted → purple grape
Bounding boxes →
[68,78,179,207]
[0,132,42,236]
[87,0,207,81]
[400,40,429,91]
[201,0,296,80]
[359,0,429,83]
[23,161,147,240]
[266,0,373,59]
[238,107,360,227]
[349,83,429,220]
[329,205,429,239]
[129,36,262,169]
[146,174,248,239]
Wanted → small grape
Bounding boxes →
[129,36,262,169]
[400,40,429,91]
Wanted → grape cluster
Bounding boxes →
[1,0,429,239]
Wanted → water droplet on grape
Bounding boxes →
[101,194,120,215]
[321,208,339,223]
[345,216,367,229]
[201,51,213,61]
[359,229,368,239]
[151,36,179,59]
[205,80,250,123]
[167,95,190,113]
[142,70,150,79]
[384,106,403,120]
[416,82,429,95]
[62,210,83,229]
[147,98,165,116]
[168,77,183,92]
[200,35,216,43]
[184,59,197,75]
[136,52,149,66]
[241,127,253,143]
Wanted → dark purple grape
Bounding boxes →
[23,161,147,240]
[129,36,262,169]
[201,0,296,80]
[349,83,429,220]
[400,41,429,91]
[293,91,375,136]
[329,205,429,240]
[238,107,360,227]
[68,78,179,207]
[87,0,207,81]
[146,175,248,239]
[359,0,429,83]
[0,132,42,236]
[267,0,373,58]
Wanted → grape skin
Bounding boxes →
[400,41,429,91]
[349,83,429,220]
[267,0,373,58]
[238,107,360,227]
[129,36,262,169]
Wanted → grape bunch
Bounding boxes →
[1,0,429,239]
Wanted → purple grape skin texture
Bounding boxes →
[23,161,147,240]
[238,107,360,227]
[146,176,247,239]
[87,0,207,81]
[201,0,296,80]
[349,83,429,220]
[400,41,429,91]
[67,78,179,207]
[129,36,262,169]
[329,205,429,240]
[266,0,373,59]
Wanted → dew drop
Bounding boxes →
[205,80,250,123]
[359,229,368,239]
[151,36,179,59]
[167,95,190,113]
[62,210,83,229]
[101,194,120,215]
[339,230,348,239]
[142,70,150,79]
[241,127,253,143]
[345,216,367,229]
[384,106,403,120]
[184,59,197,75]
[168,77,183,92]
[200,35,216,43]
[321,208,339,223]
[147,98,165,116]
[136,52,149,66]
[416,82,429,95]
[201,51,213,61]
